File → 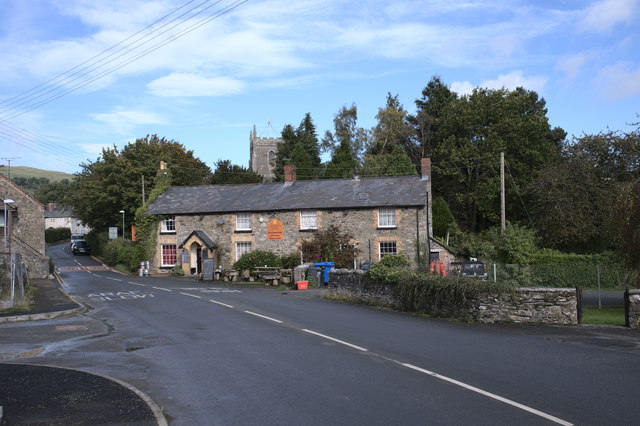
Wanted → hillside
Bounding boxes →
[0,166,74,182]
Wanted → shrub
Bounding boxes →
[299,225,361,268]
[234,250,282,272]
[171,265,185,276]
[280,252,302,270]
[369,254,411,281]
[45,227,71,244]
[102,239,144,272]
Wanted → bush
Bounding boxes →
[369,254,411,281]
[171,265,185,276]
[45,227,71,244]
[234,250,282,272]
[102,239,145,272]
[280,252,302,270]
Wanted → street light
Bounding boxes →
[3,199,15,252]
[119,210,125,239]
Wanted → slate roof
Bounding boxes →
[179,230,217,249]
[147,175,428,215]
[44,206,74,219]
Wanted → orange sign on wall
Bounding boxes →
[267,219,284,240]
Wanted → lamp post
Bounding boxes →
[3,199,14,252]
[119,210,125,239]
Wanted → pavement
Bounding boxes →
[1,280,638,425]
[0,278,167,426]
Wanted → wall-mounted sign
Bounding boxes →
[267,219,284,240]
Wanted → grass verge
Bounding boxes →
[582,306,626,325]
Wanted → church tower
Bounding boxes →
[249,124,281,181]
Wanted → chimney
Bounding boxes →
[421,158,431,181]
[47,203,55,212]
[284,165,296,184]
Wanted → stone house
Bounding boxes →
[0,174,49,278]
[44,203,91,235]
[146,159,452,276]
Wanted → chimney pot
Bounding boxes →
[284,165,296,183]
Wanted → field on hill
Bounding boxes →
[0,166,74,182]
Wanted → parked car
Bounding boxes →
[70,233,85,248]
[449,261,488,280]
[72,240,91,255]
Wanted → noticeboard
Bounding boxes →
[267,219,284,240]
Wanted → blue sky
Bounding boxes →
[0,0,639,175]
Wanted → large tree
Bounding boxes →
[322,104,370,165]
[69,135,211,232]
[274,113,321,181]
[367,93,412,156]
[209,160,262,184]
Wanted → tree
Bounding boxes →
[432,196,456,239]
[34,180,72,204]
[368,93,411,156]
[274,113,321,181]
[209,160,262,184]
[69,135,210,231]
[321,104,370,165]
[324,139,359,179]
[612,178,640,269]
[361,145,416,177]
[299,225,361,268]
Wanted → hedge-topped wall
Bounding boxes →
[328,269,578,325]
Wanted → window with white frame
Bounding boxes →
[379,241,397,259]
[236,241,252,261]
[300,210,317,230]
[378,208,396,228]
[236,213,252,231]
[161,216,176,233]
[161,244,177,266]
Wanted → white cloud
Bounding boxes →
[451,71,547,96]
[91,108,167,134]
[594,62,640,100]
[578,0,638,34]
[77,142,110,158]
[147,73,246,97]
[556,53,592,81]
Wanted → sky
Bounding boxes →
[0,0,639,175]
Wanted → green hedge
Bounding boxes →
[233,250,282,272]
[493,264,638,288]
[102,239,145,272]
[45,227,71,244]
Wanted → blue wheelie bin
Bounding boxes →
[313,262,335,285]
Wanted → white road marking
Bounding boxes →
[106,277,122,282]
[180,292,202,299]
[401,363,573,426]
[302,329,368,352]
[153,287,172,292]
[209,300,234,308]
[244,311,282,323]
[128,282,146,287]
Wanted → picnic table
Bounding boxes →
[254,267,281,286]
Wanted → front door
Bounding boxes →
[190,242,202,274]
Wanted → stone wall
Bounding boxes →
[629,290,640,329]
[328,270,578,325]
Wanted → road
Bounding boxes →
[10,243,640,424]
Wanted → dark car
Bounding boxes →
[72,240,91,256]
[449,261,487,280]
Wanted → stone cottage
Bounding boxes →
[0,174,49,278]
[44,203,91,235]
[146,159,452,276]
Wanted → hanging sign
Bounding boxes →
[267,219,284,240]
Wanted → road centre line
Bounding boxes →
[153,287,172,292]
[180,292,202,299]
[106,277,122,282]
[209,299,233,308]
[128,282,146,287]
[401,363,573,426]
[302,329,369,352]
[244,311,283,323]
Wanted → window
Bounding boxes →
[161,244,177,266]
[300,210,317,230]
[236,242,252,261]
[379,241,397,259]
[378,208,396,228]
[236,213,252,231]
[161,216,176,233]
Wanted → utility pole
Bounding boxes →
[141,175,146,205]
[1,158,20,179]
[500,152,506,233]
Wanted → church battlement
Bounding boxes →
[249,124,281,181]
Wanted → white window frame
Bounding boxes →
[379,241,397,259]
[236,241,252,261]
[300,210,317,230]
[378,208,396,228]
[161,216,176,233]
[236,213,252,231]
[161,244,177,267]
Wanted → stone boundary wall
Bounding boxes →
[629,290,640,329]
[328,269,578,325]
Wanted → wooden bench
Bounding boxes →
[254,267,281,286]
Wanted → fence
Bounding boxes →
[485,264,638,289]
[0,253,27,309]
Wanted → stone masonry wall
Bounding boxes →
[328,270,578,325]
[152,205,430,273]
[629,290,640,329]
